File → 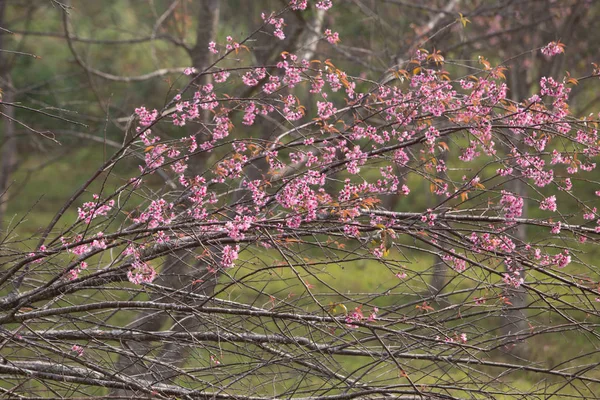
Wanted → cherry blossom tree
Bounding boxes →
[2,1,600,399]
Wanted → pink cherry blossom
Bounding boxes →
[539,195,557,212]
[541,41,565,57]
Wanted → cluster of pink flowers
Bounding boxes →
[225,215,255,241]
[503,258,524,288]
[262,13,286,40]
[540,76,569,101]
[288,0,308,11]
[530,246,572,269]
[77,195,115,224]
[469,233,515,254]
[459,141,480,162]
[395,271,407,279]
[499,191,524,219]
[91,233,107,250]
[214,70,230,83]
[62,235,89,256]
[513,151,554,188]
[583,207,597,220]
[276,171,327,226]
[276,52,306,88]
[442,251,467,273]
[315,0,333,10]
[225,36,240,51]
[244,180,268,208]
[134,106,158,126]
[436,333,467,344]
[324,29,340,44]
[345,306,377,328]
[127,260,157,285]
[539,195,557,212]
[242,102,258,126]
[262,75,281,94]
[242,68,267,86]
[67,262,88,281]
[420,209,437,227]
[541,41,565,57]
[344,145,367,174]
[502,271,524,288]
[551,221,562,234]
[221,245,240,269]
[310,72,325,93]
[132,198,174,229]
[124,245,157,285]
[316,100,337,120]
[283,95,305,121]
[553,250,571,268]
[71,345,84,357]
[26,245,47,265]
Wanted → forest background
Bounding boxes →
[2,0,600,399]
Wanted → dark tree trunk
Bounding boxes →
[0,0,16,235]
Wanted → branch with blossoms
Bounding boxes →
[3,1,600,399]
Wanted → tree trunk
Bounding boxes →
[427,151,448,302]
[501,66,530,358]
[111,2,221,395]
[0,0,16,235]
[502,170,530,356]
[0,83,16,234]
